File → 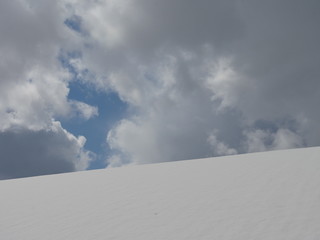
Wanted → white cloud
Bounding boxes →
[0,66,71,131]
[106,154,128,168]
[244,128,304,153]
[107,119,161,165]
[0,0,95,131]
[208,133,238,156]
[204,57,243,110]
[70,100,99,120]
[243,129,270,153]
[272,129,304,150]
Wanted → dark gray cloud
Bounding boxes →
[231,0,320,119]
[0,123,92,180]
[0,131,73,180]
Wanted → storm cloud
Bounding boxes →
[0,122,92,180]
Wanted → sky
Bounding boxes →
[0,0,319,179]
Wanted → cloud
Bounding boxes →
[207,133,238,156]
[70,100,99,120]
[2,0,319,173]
[244,128,304,153]
[0,121,92,180]
[0,0,96,179]
[68,0,319,165]
[0,0,77,131]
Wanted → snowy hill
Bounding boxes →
[1,147,320,239]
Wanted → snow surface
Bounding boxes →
[1,147,320,239]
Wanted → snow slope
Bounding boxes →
[1,147,320,239]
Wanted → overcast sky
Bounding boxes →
[0,0,319,179]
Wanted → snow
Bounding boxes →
[1,147,320,239]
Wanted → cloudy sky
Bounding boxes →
[0,0,319,179]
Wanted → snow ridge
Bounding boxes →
[1,147,320,239]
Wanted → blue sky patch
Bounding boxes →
[64,15,83,33]
[59,51,128,169]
